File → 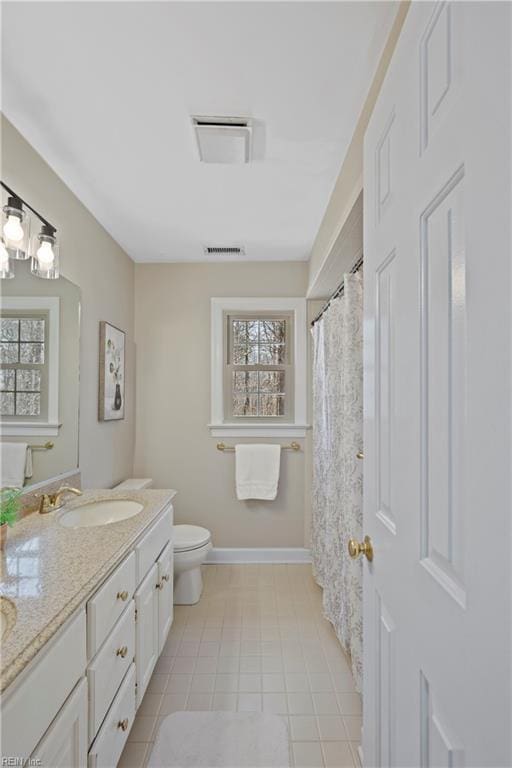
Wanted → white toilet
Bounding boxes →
[173,524,212,605]
[113,479,212,606]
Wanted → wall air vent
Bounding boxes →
[203,245,246,256]
[192,115,252,164]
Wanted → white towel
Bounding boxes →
[235,444,281,501]
[0,443,33,489]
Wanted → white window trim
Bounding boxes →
[0,296,60,437]
[210,297,309,437]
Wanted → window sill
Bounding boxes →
[0,422,61,437]
[209,423,310,438]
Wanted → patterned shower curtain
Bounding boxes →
[311,272,363,692]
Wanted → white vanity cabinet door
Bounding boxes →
[135,505,172,584]
[1,610,86,760]
[134,563,159,708]
[157,542,174,653]
[32,678,88,768]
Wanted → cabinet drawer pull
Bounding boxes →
[162,574,170,582]
[117,590,129,601]
[116,645,128,658]
[117,718,129,732]
[155,581,162,589]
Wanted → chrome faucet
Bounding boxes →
[38,486,82,515]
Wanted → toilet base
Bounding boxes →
[173,565,204,605]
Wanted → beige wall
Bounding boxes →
[308,1,409,295]
[134,262,308,548]
[1,116,136,489]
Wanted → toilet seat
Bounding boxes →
[173,524,211,553]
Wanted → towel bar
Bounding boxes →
[217,442,301,452]
[30,441,54,451]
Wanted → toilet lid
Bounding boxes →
[173,524,211,552]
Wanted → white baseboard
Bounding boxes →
[206,547,312,564]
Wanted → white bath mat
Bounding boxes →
[148,711,290,768]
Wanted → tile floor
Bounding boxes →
[119,564,361,768]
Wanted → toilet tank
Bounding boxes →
[112,478,153,490]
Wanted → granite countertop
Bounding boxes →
[0,488,176,693]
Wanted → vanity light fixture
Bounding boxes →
[2,195,30,260]
[3,198,24,241]
[0,181,59,279]
[31,223,59,280]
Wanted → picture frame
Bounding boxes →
[98,321,125,421]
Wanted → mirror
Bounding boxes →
[0,259,80,487]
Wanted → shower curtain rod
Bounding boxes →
[310,255,364,327]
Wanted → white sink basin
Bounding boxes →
[58,499,144,528]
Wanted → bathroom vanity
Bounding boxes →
[0,489,176,767]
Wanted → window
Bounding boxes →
[210,298,308,438]
[0,315,47,418]
[0,297,60,436]
[225,314,293,420]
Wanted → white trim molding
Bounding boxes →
[210,297,309,438]
[307,188,363,299]
[208,423,309,438]
[206,547,312,564]
[0,422,61,437]
[0,297,60,437]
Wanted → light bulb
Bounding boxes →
[0,241,9,266]
[36,240,55,266]
[3,214,24,243]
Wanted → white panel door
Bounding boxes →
[31,678,88,768]
[134,563,159,708]
[362,3,511,766]
[157,541,174,653]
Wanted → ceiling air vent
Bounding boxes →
[203,244,246,256]
[192,116,252,164]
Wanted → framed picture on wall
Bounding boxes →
[99,321,125,421]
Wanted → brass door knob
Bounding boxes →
[348,535,373,562]
[356,451,364,460]
[116,645,128,658]
[117,590,129,601]
[117,718,129,732]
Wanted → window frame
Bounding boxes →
[210,297,308,438]
[224,311,294,422]
[0,310,49,420]
[0,297,60,436]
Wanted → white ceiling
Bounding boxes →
[2,2,397,263]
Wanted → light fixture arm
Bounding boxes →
[1,180,56,235]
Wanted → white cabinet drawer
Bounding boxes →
[135,505,172,584]
[87,551,136,658]
[1,610,86,760]
[88,601,135,742]
[88,663,136,768]
[32,678,88,768]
